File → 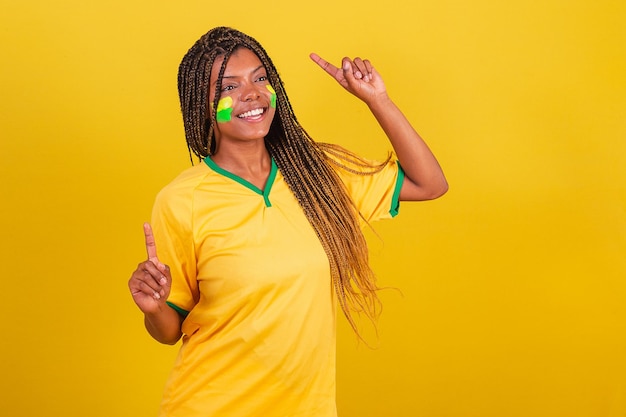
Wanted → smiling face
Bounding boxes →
[209,47,277,152]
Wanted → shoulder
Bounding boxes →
[153,162,212,219]
[156,162,211,202]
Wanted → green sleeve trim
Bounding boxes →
[390,161,405,217]
[166,301,189,318]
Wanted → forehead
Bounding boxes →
[210,48,264,81]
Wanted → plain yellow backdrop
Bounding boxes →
[1,0,625,416]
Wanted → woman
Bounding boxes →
[129,26,447,417]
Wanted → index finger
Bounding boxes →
[309,53,342,80]
[143,222,159,262]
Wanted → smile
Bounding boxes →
[238,108,265,119]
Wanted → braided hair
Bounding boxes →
[177,26,391,337]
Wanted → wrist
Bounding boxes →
[366,92,393,112]
[144,306,182,345]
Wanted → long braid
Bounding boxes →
[177,27,392,337]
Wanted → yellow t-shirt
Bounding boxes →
[151,154,404,417]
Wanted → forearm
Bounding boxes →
[144,304,183,345]
[368,94,448,200]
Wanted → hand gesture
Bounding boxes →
[128,223,172,315]
[309,53,388,105]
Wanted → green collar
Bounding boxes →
[204,156,278,207]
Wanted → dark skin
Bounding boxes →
[208,48,276,190]
[128,49,447,345]
[128,223,181,344]
[309,53,448,201]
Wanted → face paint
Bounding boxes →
[216,96,233,123]
[266,85,277,108]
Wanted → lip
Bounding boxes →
[236,106,268,121]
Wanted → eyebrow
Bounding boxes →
[220,65,266,81]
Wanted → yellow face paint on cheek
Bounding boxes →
[266,85,276,108]
[216,96,233,123]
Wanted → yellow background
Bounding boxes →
[1,0,625,416]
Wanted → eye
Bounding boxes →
[256,75,267,82]
[221,84,235,92]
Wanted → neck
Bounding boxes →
[210,141,272,188]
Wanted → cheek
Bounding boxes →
[266,85,277,108]
[266,107,277,128]
[216,96,233,123]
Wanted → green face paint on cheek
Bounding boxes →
[266,85,277,108]
[216,96,233,123]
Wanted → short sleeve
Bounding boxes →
[330,153,405,224]
[151,185,199,316]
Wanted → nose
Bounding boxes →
[241,83,261,102]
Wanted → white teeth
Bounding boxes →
[238,108,264,118]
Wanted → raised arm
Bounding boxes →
[128,222,183,345]
[309,53,448,201]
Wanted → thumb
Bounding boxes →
[341,58,361,88]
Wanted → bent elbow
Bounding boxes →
[433,180,449,199]
[400,176,449,201]
[157,332,182,345]
[421,179,448,201]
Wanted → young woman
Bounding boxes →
[128,26,447,417]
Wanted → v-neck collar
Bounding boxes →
[204,156,278,207]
